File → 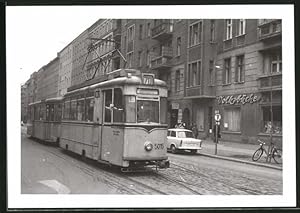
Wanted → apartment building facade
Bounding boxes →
[71,29,89,87]
[214,19,282,145]
[21,84,27,122]
[35,57,59,100]
[118,18,282,145]
[58,43,73,96]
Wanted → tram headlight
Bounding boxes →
[144,141,153,151]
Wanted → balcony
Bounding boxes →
[151,56,172,70]
[151,22,174,40]
[258,19,281,41]
[150,46,173,70]
[258,73,282,91]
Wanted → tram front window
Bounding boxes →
[137,100,159,123]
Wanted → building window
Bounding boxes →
[175,70,180,92]
[146,50,151,66]
[138,51,142,67]
[209,60,214,85]
[210,20,215,42]
[271,51,282,73]
[127,52,133,68]
[237,19,246,36]
[224,107,241,132]
[189,21,202,46]
[225,19,232,40]
[147,23,151,37]
[261,105,282,134]
[139,24,143,40]
[176,37,181,56]
[223,58,231,84]
[188,61,201,86]
[127,25,135,53]
[235,55,245,83]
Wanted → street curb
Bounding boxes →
[199,153,282,171]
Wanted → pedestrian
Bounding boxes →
[192,123,198,139]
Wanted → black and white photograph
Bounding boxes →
[6,4,296,209]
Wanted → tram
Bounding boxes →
[27,97,62,144]
[59,69,170,170]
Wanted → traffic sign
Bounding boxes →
[215,113,221,121]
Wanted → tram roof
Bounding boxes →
[45,96,64,102]
[28,100,42,106]
[28,97,63,105]
[64,75,167,96]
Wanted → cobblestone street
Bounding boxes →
[21,127,282,195]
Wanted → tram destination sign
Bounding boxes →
[216,93,260,105]
[142,73,154,85]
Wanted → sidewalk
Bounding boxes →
[200,139,282,170]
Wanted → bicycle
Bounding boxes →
[252,139,282,164]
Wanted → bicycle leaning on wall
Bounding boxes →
[252,139,282,164]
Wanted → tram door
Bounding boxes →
[100,88,125,166]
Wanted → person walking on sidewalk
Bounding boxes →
[192,123,198,139]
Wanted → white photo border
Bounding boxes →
[7,4,296,208]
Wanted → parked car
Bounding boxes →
[167,128,202,154]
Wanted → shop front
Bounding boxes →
[215,92,282,145]
[167,100,192,129]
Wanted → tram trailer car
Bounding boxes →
[27,97,62,144]
[59,69,170,170]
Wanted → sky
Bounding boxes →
[6,6,103,84]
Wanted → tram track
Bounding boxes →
[169,161,262,195]
[28,138,205,195]
[37,142,169,195]
[25,137,270,195]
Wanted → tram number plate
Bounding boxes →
[154,143,164,150]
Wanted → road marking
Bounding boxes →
[38,179,71,194]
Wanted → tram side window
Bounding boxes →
[50,104,55,121]
[40,104,46,120]
[77,98,85,121]
[125,96,136,123]
[63,99,70,119]
[104,89,112,122]
[85,93,94,122]
[70,98,77,120]
[46,104,54,121]
[160,97,168,124]
[113,88,125,122]
[54,104,62,121]
[34,106,39,120]
[46,104,50,121]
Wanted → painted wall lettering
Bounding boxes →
[217,94,260,105]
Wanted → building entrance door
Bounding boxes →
[182,108,190,129]
[170,109,178,128]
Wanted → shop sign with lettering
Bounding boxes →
[217,94,260,105]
